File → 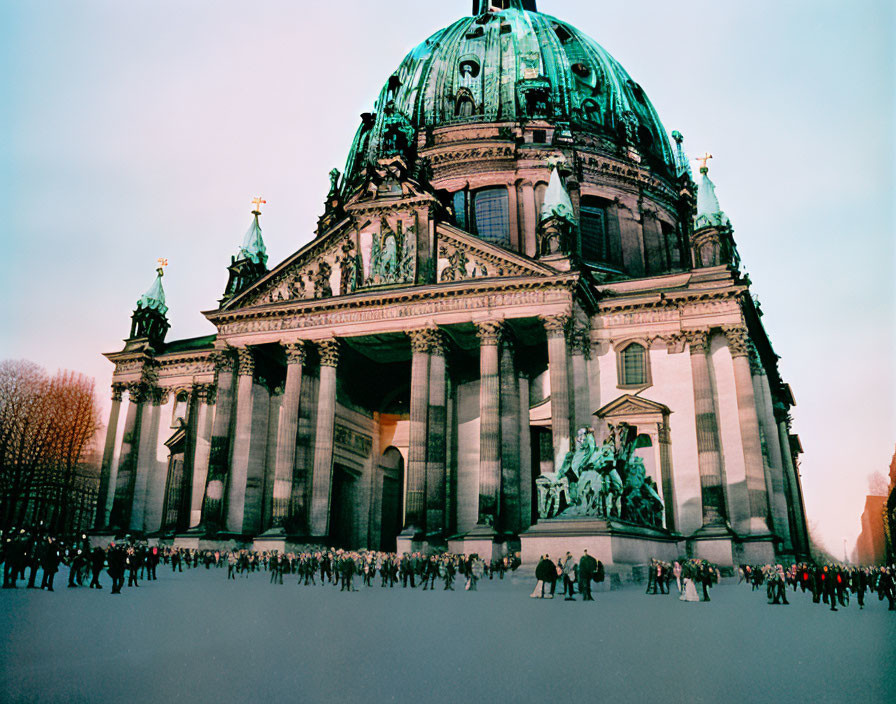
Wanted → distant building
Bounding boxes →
[887,447,896,564]
[855,495,886,565]
[94,0,810,568]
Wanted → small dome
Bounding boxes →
[343,1,676,189]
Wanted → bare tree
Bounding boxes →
[0,360,102,533]
[868,471,889,497]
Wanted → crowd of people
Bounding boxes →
[0,527,521,595]
[3,527,895,613]
[641,558,720,602]
[530,550,605,600]
[740,562,896,611]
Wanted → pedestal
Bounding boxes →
[520,518,685,581]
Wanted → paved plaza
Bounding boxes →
[1,566,893,704]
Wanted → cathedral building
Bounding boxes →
[95,0,809,568]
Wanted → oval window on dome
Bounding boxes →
[459,59,481,79]
[571,63,591,78]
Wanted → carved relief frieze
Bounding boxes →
[215,281,575,337]
[436,230,533,282]
[428,144,515,167]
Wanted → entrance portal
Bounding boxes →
[379,447,404,552]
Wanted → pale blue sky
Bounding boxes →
[0,0,893,554]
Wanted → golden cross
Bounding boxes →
[696,152,713,171]
[252,197,267,212]
[157,258,168,269]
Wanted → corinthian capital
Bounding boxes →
[684,329,709,355]
[540,315,569,339]
[722,325,750,359]
[318,340,340,368]
[236,347,255,376]
[127,382,146,404]
[283,342,307,366]
[475,321,504,346]
[211,349,236,375]
[111,384,124,403]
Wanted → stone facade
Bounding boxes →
[95,0,810,566]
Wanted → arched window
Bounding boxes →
[473,187,510,246]
[579,195,621,267]
[618,343,649,387]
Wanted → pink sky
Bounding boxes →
[1,0,892,555]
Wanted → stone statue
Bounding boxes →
[536,422,665,530]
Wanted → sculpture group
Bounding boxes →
[536,423,665,527]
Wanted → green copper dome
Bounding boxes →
[343,0,676,189]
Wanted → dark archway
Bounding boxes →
[379,447,405,552]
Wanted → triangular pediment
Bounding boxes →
[220,219,357,311]
[216,182,564,314]
[436,223,559,282]
[596,394,671,419]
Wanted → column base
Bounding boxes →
[396,527,425,555]
[688,535,736,567]
[446,525,504,561]
[735,536,778,565]
[87,530,118,549]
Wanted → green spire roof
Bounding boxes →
[137,266,168,315]
[540,161,576,224]
[236,211,268,267]
[695,165,730,230]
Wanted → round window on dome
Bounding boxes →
[571,63,591,78]
[459,59,481,79]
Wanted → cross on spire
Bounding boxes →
[156,258,168,276]
[697,152,713,173]
[251,197,267,214]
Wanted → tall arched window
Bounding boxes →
[618,342,649,387]
[473,187,510,246]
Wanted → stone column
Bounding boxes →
[202,350,236,530]
[110,383,145,529]
[543,315,572,469]
[570,326,591,431]
[476,321,502,526]
[507,183,520,251]
[518,372,532,530]
[520,182,537,257]
[270,343,306,530]
[751,352,793,550]
[405,330,431,533]
[686,330,727,528]
[724,326,771,535]
[657,421,676,531]
[309,340,340,537]
[426,331,448,537]
[187,384,215,529]
[142,387,171,534]
[225,347,256,534]
[95,384,124,529]
[499,334,521,534]
[130,387,163,532]
[777,414,809,556]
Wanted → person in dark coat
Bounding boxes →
[107,544,126,594]
[89,546,105,589]
[578,550,598,601]
[67,549,86,588]
[531,554,556,598]
[39,538,61,591]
